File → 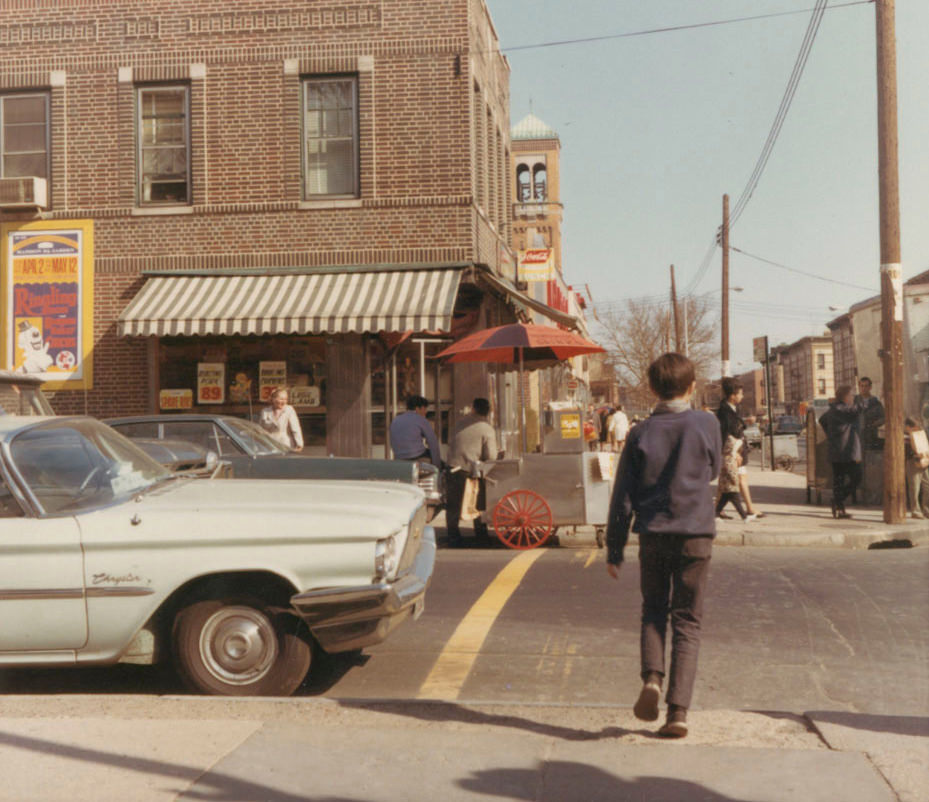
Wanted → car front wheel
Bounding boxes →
[173,598,311,696]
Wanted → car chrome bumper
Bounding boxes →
[290,526,436,653]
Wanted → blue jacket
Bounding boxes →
[606,406,721,565]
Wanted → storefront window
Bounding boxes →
[157,334,328,450]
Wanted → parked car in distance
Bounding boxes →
[131,436,226,476]
[0,415,435,696]
[106,413,443,515]
[743,423,762,447]
[774,415,805,435]
[0,370,55,416]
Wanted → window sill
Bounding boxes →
[131,206,194,216]
[298,199,362,210]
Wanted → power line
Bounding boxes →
[498,1,873,55]
[731,246,878,292]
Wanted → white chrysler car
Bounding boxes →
[0,415,435,696]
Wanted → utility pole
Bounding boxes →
[670,264,681,351]
[721,194,730,378]
[875,0,905,523]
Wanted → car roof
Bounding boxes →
[0,414,71,437]
[106,413,237,423]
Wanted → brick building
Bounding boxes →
[773,335,834,415]
[0,0,567,457]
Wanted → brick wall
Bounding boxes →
[0,0,513,416]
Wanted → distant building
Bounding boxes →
[773,336,834,415]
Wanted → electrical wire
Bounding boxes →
[729,0,828,226]
[497,1,873,55]
[731,246,878,292]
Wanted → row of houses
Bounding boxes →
[0,0,591,458]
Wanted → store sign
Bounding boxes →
[753,336,769,364]
[560,413,580,439]
[197,362,225,404]
[1,220,94,389]
[159,388,193,410]
[519,248,554,281]
[259,361,287,402]
[290,385,321,407]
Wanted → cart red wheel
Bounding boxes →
[492,489,554,550]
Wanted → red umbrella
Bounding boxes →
[435,323,605,369]
[436,323,605,452]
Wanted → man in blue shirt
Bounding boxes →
[606,352,721,739]
[389,395,442,466]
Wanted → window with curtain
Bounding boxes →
[137,85,190,205]
[1,92,49,179]
[303,76,358,198]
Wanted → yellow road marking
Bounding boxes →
[584,549,599,569]
[417,549,546,700]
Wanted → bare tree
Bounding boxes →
[594,297,718,409]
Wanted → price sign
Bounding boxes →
[159,389,193,410]
[259,361,287,402]
[197,363,225,404]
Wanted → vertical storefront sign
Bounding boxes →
[197,363,225,404]
[1,220,94,389]
[259,360,287,402]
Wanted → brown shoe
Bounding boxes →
[657,705,688,738]
[633,681,661,722]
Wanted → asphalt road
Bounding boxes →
[2,545,926,718]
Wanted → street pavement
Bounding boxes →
[0,464,926,801]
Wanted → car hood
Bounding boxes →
[109,477,425,542]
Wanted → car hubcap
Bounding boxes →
[199,606,278,685]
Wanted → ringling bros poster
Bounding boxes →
[1,221,94,390]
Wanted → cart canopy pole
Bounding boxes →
[519,348,528,453]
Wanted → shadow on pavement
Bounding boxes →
[297,648,370,696]
[0,729,364,802]
[337,698,643,742]
[458,762,752,802]
[804,711,929,737]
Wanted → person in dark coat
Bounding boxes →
[715,377,763,519]
[606,353,721,739]
[819,385,865,518]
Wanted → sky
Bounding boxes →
[486,0,929,375]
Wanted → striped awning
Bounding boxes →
[118,268,463,337]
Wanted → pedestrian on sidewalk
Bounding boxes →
[608,403,630,453]
[605,352,721,739]
[819,386,865,519]
[716,378,764,519]
[904,417,929,519]
[445,397,502,547]
[715,435,755,521]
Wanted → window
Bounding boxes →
[0,92,49,178]
[137,85,190,204]
[818,378,827,395]
[303,76,358,198]
[816,353,826,369]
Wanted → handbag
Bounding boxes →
[461,477,481,520]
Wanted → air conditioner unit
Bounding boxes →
[0,177,48,209]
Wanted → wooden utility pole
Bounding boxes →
[876,0,905,523]
[721,194,730,378]
[670,264,681,351]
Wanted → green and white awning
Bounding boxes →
[119,267,463,337]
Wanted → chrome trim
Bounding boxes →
[0,588,83,600]
[86,586,156,598]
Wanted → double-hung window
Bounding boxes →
[302,76,358,198]
[0,92,49,179]
[137,85,190,205]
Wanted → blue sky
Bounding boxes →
[488,0,929,372]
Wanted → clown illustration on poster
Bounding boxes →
[2,222,93,388]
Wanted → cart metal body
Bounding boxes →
[478,404,618,549]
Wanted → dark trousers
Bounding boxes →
[715,492,747,519]
[832,461,862,509]
[445,470,489,541]
[639,533,713,710]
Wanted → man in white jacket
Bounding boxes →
[608,404,630,453]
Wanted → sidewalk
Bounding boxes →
[0,696,925,801]
[439,461,929,551]
[709,462,929,550]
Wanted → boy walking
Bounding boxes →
[606,353,721,738]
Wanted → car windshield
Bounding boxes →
[224,417,290,456]
[9,418,170,514]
